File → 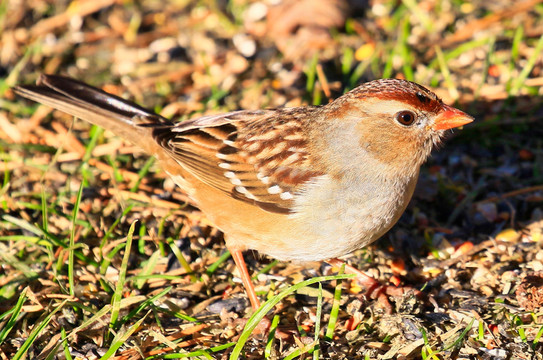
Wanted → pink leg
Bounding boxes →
[326,258,420,313]
[230,248,261,310]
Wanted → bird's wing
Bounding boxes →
[153,108,324,214]
[14,75,324,214]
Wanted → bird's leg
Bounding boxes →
[229,248,274,336]
[326,258,420,313]
[230,248,261,310]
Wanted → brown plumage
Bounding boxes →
[14,74,473,310]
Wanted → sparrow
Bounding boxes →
[13,75,473,310]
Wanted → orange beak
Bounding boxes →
[433,104,474,131]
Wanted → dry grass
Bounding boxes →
[1,0,543,359]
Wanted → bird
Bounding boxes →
[13,74,473,311]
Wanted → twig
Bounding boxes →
[427,0,543,58]
[28,0,118,39]
[476,185,543,205]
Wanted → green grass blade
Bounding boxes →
[106,154,124,182]
[341,47,354,77]
[110,221,136,328]
[442,318,474,351]
[0,288,27,344]
[41,187,48,233]
[283,340,318,360]
[264,315,280,359]
[206,250,231,275]
[130,157,155,192]
[435,45,459,100]
[61,328,73,360]
[70,303,113,336]
[167,237,197,282]
[427,38,488,70]
[254,259,279,280]
[305,53,319,96]
[81,125,103,163]
[69,180,85,296]
[324,266,345,341]
[533,325,543,349]
[510,34,543,95]
[229,273,355,360]
[146,342,236,359]
[100,241,127,277]
[100,315,147,360]
[44,327,70,360]
[402,0,433,32]
[313,282,323,360]
[0,147,9,211]
[134,250,161,289]
[1,214,98,267]
[474,36,495,99]
[12,300,68,360]
[100,203,134,248]
[119,286,173,326]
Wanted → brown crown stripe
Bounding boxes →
[347,79,443,114]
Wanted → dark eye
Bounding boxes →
[395,110,416,126]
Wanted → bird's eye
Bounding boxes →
[395,110,416,126]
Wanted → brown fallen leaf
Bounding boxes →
[516,272,543,311]
[266,0,348,61]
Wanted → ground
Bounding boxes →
[1,0,543,359]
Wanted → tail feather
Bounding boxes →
[13,74,172,155]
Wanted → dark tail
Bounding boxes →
[13,74,172,155]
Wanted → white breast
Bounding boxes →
[260,169,418,262]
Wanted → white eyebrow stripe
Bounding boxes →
[358,98,417,116]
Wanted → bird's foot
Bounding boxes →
[326,258,422,314]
